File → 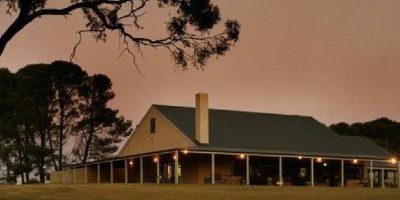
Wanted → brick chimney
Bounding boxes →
[195,93,209,144]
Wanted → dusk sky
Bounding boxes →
[1,0,400,125]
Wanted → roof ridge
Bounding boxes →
[153,104,313,118]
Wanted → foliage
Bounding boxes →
[73,74,133,163]
[0,61,132,183]
[0,0,240,69]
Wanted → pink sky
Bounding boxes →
[1,0,400,125]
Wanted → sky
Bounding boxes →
[1,0,400,126]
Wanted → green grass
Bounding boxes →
[0,184,399,200]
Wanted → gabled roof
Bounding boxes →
[341,136,392,158]
[154,105,392,160]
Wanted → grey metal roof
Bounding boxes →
[341,136,392,159]
[154,105,392,160]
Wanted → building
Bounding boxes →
[51,93,400,188]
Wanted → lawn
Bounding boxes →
[0,184,399,200]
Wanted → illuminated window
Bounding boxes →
[150,118,156,134]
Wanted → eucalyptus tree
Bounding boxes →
[1,0,240,69]
[73,74,132,163]
[16,64,54,183]
[49,61,87,171]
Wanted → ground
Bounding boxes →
[0,184,399,200]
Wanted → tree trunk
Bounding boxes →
[6,164,11,184]
[58,102,65,171]
[82,92,95,164]
[47,129,58,171]
[39,130,46,183]
[23,129,30,183]
[82,131,93,164]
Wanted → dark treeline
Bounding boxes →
[0,61,132,184]
[330,118,400,157]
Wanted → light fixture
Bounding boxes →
[323,163,327,167]
[173,155,177,160]
[352,159,358,164]
[298,156,303,160]
[390,158,397,164]
[182,150,188,154]
[129,160,134,166]
[153,157,158,163]
[316,157,322,163]
[239,154,245,159]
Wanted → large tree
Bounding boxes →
[16,64,55,183]
[73,74,132,163]
[49,61,87,171]
[0,0,240,69]
[0,61,133,183]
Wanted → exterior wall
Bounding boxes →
[181,154,233,184]
[100,163,111,183]
[63,168,73,184]
[119,107,194,156]
[75,167,86,184]
[50,171,64,184]
[87,165,98,183]
[113,168,125,183]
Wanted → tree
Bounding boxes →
[49,61,87,171]
[16,64,54,183]
[0,68,18,184]
[73,74,132,163]
[0,0,240,69]
[0,61,133,182]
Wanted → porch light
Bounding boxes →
[316,157,322,163]
[129,160,134,166]
[352,159,358,164]
[173,155,177,160]
[323,163,328,167]
[298,156,303,160]
[390,158,397,164]
[153,157,158,163]
[239,154,245,159]
[182,150,188,154]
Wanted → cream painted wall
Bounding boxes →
[118,106,195,157]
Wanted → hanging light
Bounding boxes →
[298,156,303,160]
[153,157,158,163]
[323,163,328,167]
[390,158,397,164]
[352,159,358,164]
[239,154,245,159]
[316,157,322,163]
[129,160,134,166]
[182,150,188,154]
[173,155,177,160]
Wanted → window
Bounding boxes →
[150,118,156,134]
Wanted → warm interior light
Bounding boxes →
[298,156,303,160]
[239,154,245,159]
[129,160,134,166]
[153,157,158,163]
[182,150,188,154]
[316,158,322,163]
[390,158,397,164]
[173,155,177,160]
[352,159,358,164]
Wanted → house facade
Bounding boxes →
[51,93,400,188]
